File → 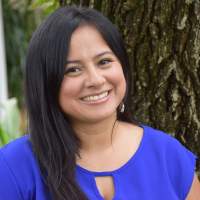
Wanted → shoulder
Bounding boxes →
[142,125,194,154]
[142,124,172,143]
[0,136,42,199]
[142,124,196,160]
[142,124,197,166]
[1,135,33,156]
[142,125,197,199]
[0,135,36,168]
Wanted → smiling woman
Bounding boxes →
[0,5,199,200]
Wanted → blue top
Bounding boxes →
[0,125,197,200]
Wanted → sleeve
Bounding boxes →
[0,150,23,200]
[166,136,197,200]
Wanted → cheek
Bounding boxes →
[59,79,80,108]
[119,74,127,99]
[110,66,127,96]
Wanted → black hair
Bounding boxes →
[25,5,136,200]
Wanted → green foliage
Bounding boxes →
[0,98,21,146]
[2,0,59,107]
[29,0,59,15]
[2,0,38,106]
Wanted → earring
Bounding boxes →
[119,102,125,113]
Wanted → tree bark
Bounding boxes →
[60,0,200,176]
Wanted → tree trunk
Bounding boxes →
[60,0,200,175]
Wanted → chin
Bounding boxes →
[81,110,117,123]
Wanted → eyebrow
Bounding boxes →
[66,51,113,64]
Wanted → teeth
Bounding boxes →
[82,91,108,101]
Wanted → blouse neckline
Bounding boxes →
[76,124,146,176]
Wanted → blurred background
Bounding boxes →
[0,0,200,175]
[0,0,57,145]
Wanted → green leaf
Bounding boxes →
[0,126,10,146]
[0,98,21,144]
[29,0,59,13]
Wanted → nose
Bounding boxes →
[85,66,106,88]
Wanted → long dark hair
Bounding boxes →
[25,5,135,200]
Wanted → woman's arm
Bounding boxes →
[186,174,200,200]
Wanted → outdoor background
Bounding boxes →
[0,0,200,177]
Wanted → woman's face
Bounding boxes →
[59,25,126,124]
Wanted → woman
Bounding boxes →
[0,6,199,200]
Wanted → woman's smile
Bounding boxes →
[80,90,111,104]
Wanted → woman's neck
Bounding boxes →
[72,113,119,153]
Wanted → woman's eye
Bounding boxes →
[64,67,81,76]
[98,58,112,66]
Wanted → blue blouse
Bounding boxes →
[0,125,197,200]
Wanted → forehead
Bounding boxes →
[67,25,112,59]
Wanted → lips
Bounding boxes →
[82,91,108,101]
[80,90,111,102]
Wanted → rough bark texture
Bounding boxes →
[60,0,200,175]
